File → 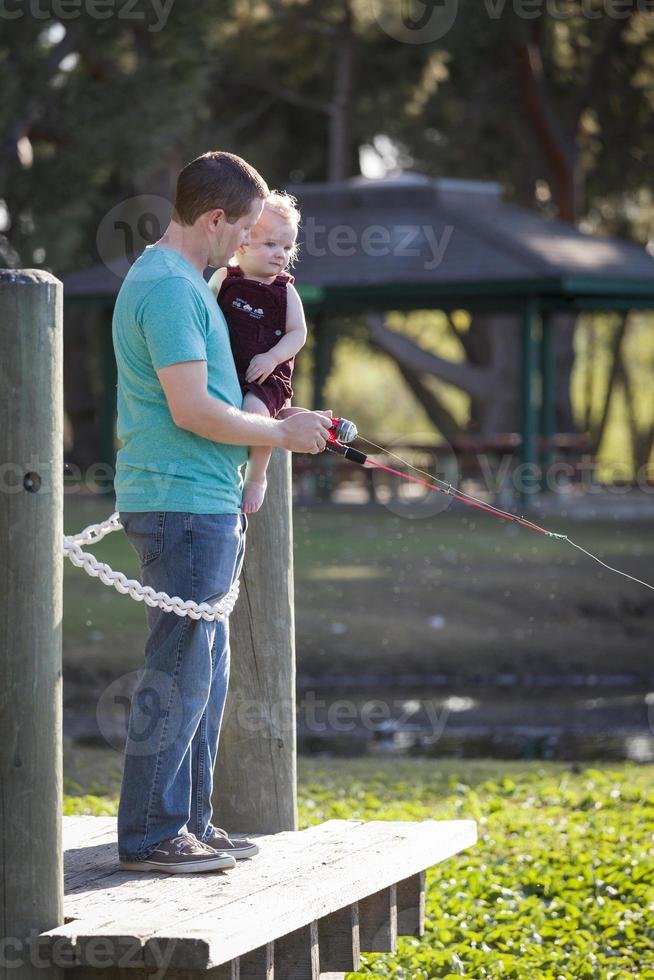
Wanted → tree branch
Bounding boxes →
[394,362,466,443]
[239,78,330,116]
[510,19,576,220]
[573,9,637,128]
[366,312,493,400]
[266,0,340,37]
[443,312,475,362]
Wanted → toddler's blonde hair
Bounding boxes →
[264,189,301,227]
[264,190,301,266]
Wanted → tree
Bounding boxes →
[363,2,654,447]
[2,2,651,465]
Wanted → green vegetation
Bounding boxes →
[64,751,654,979]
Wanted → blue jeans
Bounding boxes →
[116,511,247,861]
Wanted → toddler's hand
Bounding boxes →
[246,352,277,384]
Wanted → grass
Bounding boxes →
[64,495,654,682]
[63,750,654,979]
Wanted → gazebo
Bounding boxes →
[287,175,654,485]
[63,175,654,486]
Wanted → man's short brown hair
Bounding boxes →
[173,151,269,226]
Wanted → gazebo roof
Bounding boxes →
[62,175,654,312]
[286,175,654,312]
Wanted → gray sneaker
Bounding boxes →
[119,833,237,873]
[202,824,260,859]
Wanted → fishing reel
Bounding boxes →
[329,417,358,444]
[325,417,368,465]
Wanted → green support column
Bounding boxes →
[312,312,336,410]
[99,305,117,490]
[519,298,540,504]
[311,313,338,502]
[539,311,555,492]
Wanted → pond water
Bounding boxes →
[295,685,654,762]
[65,674,654,762]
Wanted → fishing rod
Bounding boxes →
[324,417,654,593]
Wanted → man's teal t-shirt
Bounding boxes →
[112,246,248,514]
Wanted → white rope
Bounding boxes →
[63,513,240,621]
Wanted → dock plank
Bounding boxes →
[54,820,363,924]
[39,816,476,970]
[144,819,474,967]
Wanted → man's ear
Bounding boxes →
[206,208,225,228]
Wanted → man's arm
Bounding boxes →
[157,360,331,453]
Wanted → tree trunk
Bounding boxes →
[368,310,579,441]
[511,26,578,222]
[394,363,466,443]
[464,313,520,435]
[551,311,576,432]
[327,0,355,182]
[616,350,654,476]
[590,313,629,454]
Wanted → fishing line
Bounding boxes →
[358,433,552,533]
[323,417,654,592]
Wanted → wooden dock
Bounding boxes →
[36,815,477,980]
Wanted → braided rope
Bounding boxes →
[63,513,240,621]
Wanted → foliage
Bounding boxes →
[0,2,220,270]
[297,759,654,978]
[2,2,654,271]
[4,2,653,475]
[63,755,654,978]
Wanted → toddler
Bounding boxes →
[208,191,307,513]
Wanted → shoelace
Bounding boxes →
[169,833,216,855]
[207,826,229,841]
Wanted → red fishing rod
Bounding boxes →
[324,417,654,592]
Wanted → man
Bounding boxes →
[113,151,332,873]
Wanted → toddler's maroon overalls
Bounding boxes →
[217,265,295,417]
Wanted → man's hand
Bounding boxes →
[278,411,333,454]
[156,360,332,450]
[246,352,278,384]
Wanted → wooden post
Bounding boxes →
[0,270,63,980]
[358,885,398,953]
[212,447,298,834]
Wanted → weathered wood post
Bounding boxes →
[0,271,63,980]
[213,447,298,834]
